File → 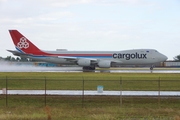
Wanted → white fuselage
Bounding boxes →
[26,49,167,66]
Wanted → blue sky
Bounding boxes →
[0,0,180,60]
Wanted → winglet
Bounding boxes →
[9,30,43,55]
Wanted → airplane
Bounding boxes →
[8,30,168,71]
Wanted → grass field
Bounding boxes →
[0,72,180,120]
[0,72,180,90]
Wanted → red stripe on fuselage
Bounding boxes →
[32,52,112,57]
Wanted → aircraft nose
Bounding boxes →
[161,54,168,61]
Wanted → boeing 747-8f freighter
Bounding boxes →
[8,30,168,71]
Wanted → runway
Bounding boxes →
[0,64,180,73]
[1,90,180,96]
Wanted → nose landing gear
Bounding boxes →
[150,65,154,71]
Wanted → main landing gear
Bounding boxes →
[83,66,95,72]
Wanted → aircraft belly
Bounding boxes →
[112,59,154,65]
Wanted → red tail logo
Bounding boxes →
[9,30,43,55]
[17,37,29,49]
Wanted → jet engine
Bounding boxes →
[77,59,91,66]
[98,60,111,68]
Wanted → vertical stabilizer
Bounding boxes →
[9,30,42,54]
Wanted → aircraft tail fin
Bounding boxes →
[9,30,42,54]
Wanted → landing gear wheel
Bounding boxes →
[83,66,96,72]
[150,66,153,70]
[150,65,154,71]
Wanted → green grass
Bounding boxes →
[0,72,180,90]
[0,95,180,120]
[0,72,180,119]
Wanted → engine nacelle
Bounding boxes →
[77,59,91,66]
[98,60,111,68]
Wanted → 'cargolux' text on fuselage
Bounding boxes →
[112,53,147,60]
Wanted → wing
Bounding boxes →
[7,50,123,66]
[58,56,97,63]
[58,56,123,65]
